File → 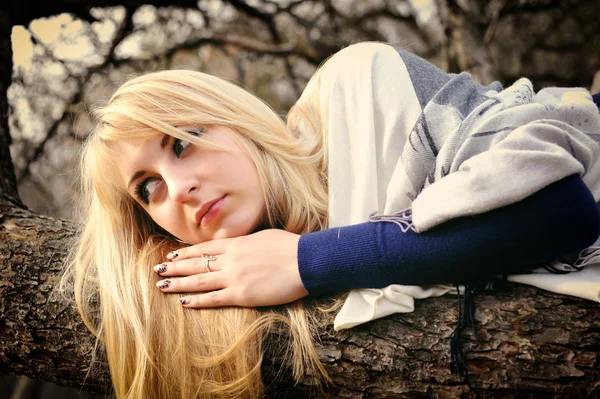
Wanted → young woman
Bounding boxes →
[64,41,600,398]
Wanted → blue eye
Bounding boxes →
[135,178,159,204]
[172,128,204,158]
[173,139,190,157]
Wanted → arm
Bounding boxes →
[299,174,600,297]
[154,174,599,307]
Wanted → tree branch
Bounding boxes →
[0,9,24,208]
[1,205,599,397]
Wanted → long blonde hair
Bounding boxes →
[62,69,332,398]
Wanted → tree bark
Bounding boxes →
[0,205,112,394]
[446,0,498,84]
[295,288,600,398]
[2,205,599,397]
[0,9,24,209]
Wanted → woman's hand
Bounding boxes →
[154,229,309,307]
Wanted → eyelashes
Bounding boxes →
[173,138,190,157]
[135,178,158,205]
[134,180,148,204]
[173,128,204,156]
[134,128,205,205]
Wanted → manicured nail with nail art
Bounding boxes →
[178,297,190,305]
[157,280,171,289]
[154,264,167,274]
[167,251,179,260]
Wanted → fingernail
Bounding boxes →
[154,264,167,274]
[178,297,190,305]
[157,280,171,289]
[167,251,179,260]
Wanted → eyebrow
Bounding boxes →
[127,135,170,190]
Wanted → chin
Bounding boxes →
[218,218,262,239]
[214,228,248,240]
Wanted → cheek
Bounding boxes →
[217,153,259,189]
[244,166,267,219]
[240,164,264,204]
[148,207,185,237]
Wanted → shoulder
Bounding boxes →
[322,41,401,72]
[314,42,407,95]
[331,41,397,57]
[290,41,410,128]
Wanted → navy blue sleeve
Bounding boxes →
[298,174,600,297]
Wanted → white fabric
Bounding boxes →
[304,42,600,330]
[334,285,455,330]
[508,264,600,303]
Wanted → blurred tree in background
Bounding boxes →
[10,0,600,219]
[2,1,600,398]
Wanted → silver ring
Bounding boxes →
[202,254,217,272]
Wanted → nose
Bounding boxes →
[172,184,198,204]
[164,170,199,204]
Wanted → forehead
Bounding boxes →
[112,136,160,188]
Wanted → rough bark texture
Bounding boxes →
[0,9,23,208]
[299,290,600,398]
[0,205,111,394]
[447,0,498,83]
[1,204,599,397]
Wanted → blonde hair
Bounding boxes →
[62,69,334,398]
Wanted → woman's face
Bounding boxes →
[115,126,266,244]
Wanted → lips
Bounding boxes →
[195,196,225,226]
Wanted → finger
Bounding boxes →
[156,272,225,293]
[166,238,231,261]
[154,255,221,276]
[178,289,234,308]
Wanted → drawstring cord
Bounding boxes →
[450,283,480,378]
[369,208,592,378]
[450,278,506,378]
[368,209,417,233]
